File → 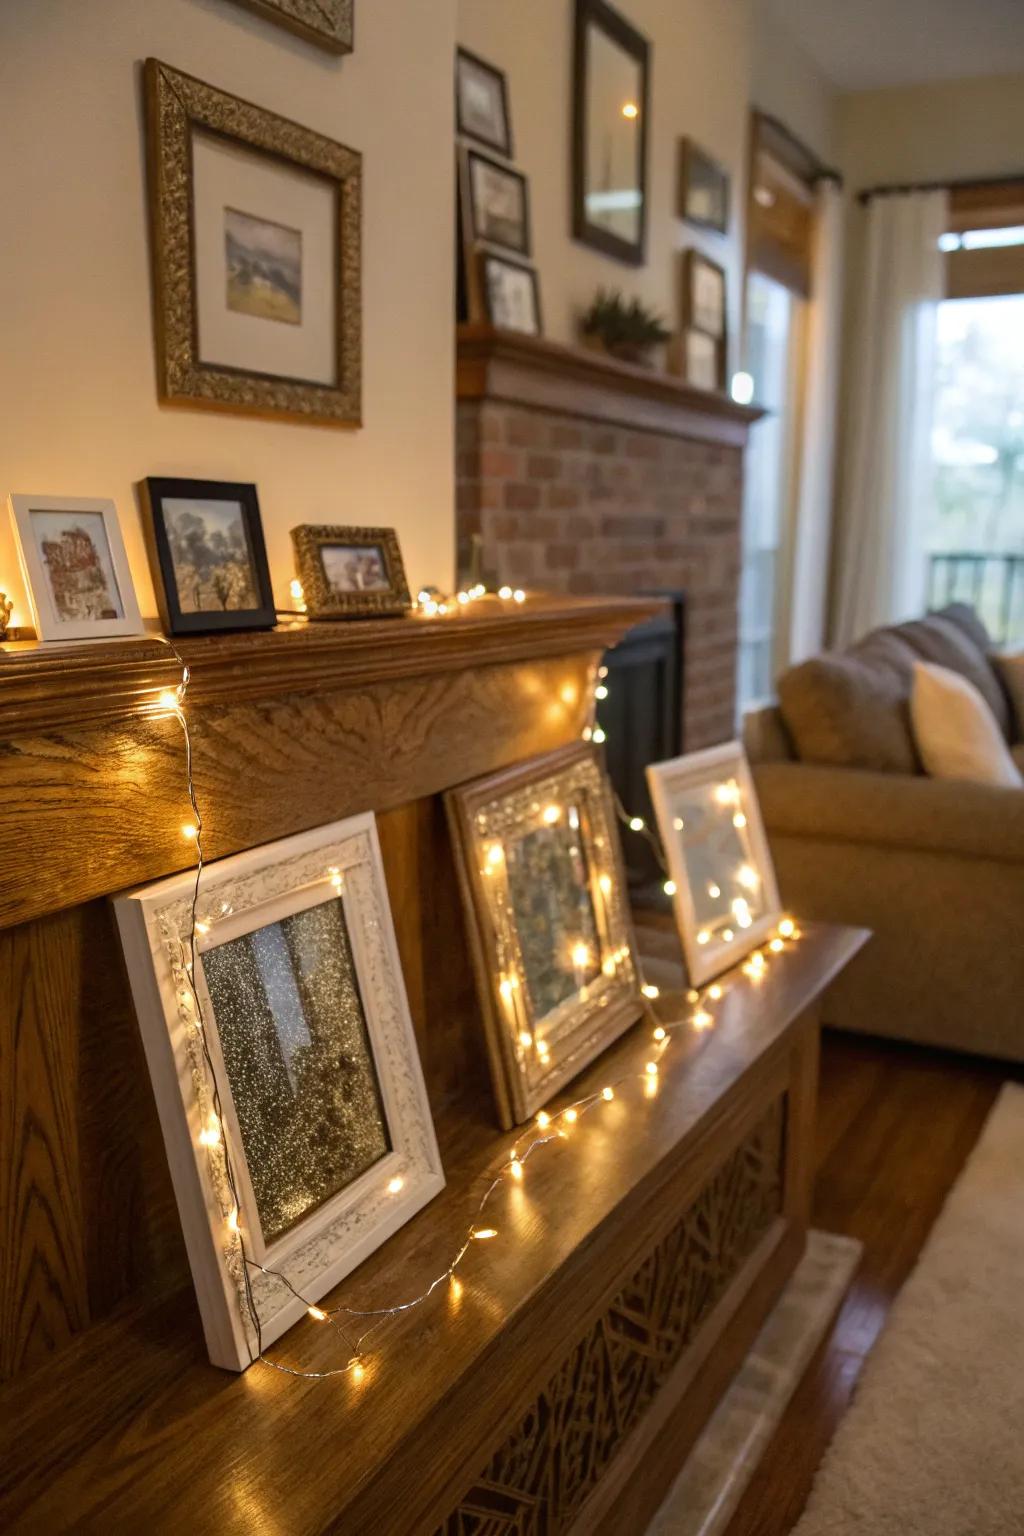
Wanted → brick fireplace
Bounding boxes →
[455,326,761,750]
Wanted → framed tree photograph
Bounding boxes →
[227,0,353,54]
[291,524,411,618]
[140,477,276,635]
[479,253,543,335]
[678,138,730,234]
[647,742,781,987]
[114,812,444,1372]
[8,494,144,643]
[447,743,640,1129]
[456,48,513,158]
[144,59,361,427]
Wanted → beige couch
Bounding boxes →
[744,605,1024,1063]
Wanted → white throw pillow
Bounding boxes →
[910,661,1024,788]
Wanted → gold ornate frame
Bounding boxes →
[229,0,353,54]
[447,743,641,1129]
[291,525,411,618]
[144,58,361,427]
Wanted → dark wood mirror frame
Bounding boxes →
[572,0,650,266]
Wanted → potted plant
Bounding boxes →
[579,289,671,367]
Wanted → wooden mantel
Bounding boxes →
[457,323,764,446]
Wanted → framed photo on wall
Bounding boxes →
[447,743,640,1129]
[461,147,532,257]
[114,812,445,1372]
[684,329,721,392]
[227,0,353,54]
[8,494,144,643]
[456,48,513,158]
[144,59,361,427]
[291,524,411,618]
[647,742,781,987]
[682,250,727,390]
[480,253,543,335]
[139,477,276,634]
[678,139,730,234]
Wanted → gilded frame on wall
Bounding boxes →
[114,813,444,1372]
[447,743,641,1129]
[291,524,411,618]
[229,0,353,54]
[144,58,362,427]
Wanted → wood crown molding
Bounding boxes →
[457,324,764,447]
[0,593,661,736]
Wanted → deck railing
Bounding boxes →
[927,551,1024,646]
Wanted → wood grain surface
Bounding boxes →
[0,925,866,1534]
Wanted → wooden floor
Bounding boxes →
[723,1028,1022,1536]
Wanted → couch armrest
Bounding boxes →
[753,762,1024,866]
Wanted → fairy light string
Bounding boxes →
[153,609,800,1386]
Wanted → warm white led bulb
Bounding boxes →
[629,816,645,832]
[641,983,659,999]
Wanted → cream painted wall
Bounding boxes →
[839,72,1024,189]
[456,0,837,371]
[0,0,455,629]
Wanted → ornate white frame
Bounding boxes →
[8,494,144,642]
[647,741,781,987]
[114,813,443,1371]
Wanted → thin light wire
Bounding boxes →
[153,638,790,1382]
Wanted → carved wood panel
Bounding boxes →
[433,1100,784,1536]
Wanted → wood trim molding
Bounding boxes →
[0,594,660,736]
[456,324,764,446]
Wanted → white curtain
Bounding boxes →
[787,177,844,663]
[831,189,948,648]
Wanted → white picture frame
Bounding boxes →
[114,812,444,1372]
[8,494,144,643]
[647,741,781,987]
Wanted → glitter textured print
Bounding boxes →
[504,803,601,1020]
[202,898,391,1244]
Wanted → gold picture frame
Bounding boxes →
[291,524,411,618]
[447,743,641,1129]
[229,0,353,54]
[144,58,362,427]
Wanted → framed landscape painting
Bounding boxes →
[8,494,144,643]
[140,477,276,634]
[145,59,361,427]
[456,48,513,158]
[447,743,640,1128]
[114,812,444,1371]
[462,147,531,257]
[292,524,411,618]
[480,253,542,335]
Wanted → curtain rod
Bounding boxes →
[857,171,1024,205]
[754,108,844,190]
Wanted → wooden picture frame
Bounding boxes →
[456,47,513,158]
[479,252,543,336]
[678,138,730,235]
[7,494,144,643]
[681,249,727,390]
[114,813,444,1372]
[447,743,641,1129]
[291,524,411,618]
[227,0,353,53]
[139,477,276,635]
[572,0,650,266]
[461,146,532,258]
[647,742,781,987]
[144,58,361,428]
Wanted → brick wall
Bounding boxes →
[456,398,743,749]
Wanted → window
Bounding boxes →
[927,293,1024,645]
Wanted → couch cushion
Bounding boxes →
[995,652,1024,742]
[910,662,1023,788]
[778,627,921,774]
[895,605,1010,738]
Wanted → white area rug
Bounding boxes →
[794,1081,1024,1536]
[649,1231,862,1536]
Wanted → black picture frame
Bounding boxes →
[678,137,730,235]
[139,477,277,635]
[572,0,650,267]
[463,147,532,259]
[456,46,513,159]
[479,252,543,337]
